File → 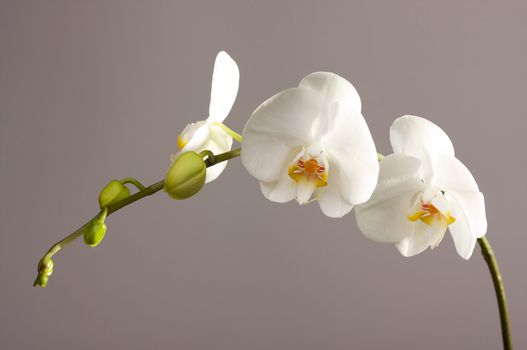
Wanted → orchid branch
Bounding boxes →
[478,237,513,350]
[33,148,242,288]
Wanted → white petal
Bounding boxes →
[260,178,296,203]
[241,87,322,182]
[396,222,431,257]
[318,189,354,218]
[426,155,487,239]
[322,100,379,205]
[390,116,455,164]
[429,219,448,249]
[209,124,233,151]
[204,159,228,183]
[259,147,302,203]
[355,154,424,243]
[296,179,316,205]
[299,72,361,113]
[449,190,487,238]
[178,121,210,152]
[430,155,480,192]
[207,51,239,123]
[318,159,354,218]
[202,126,233,183]
[447,195,479,259]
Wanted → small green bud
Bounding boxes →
[84,210,108,247]
[34,257,54,288]
[164,151,207,200]
[34,274,49,288]
[98,180,131,208]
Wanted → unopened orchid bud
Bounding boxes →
[34,257,54,288]
[84,210,108,247]
[98,180,131,208]
[164,151,207,200]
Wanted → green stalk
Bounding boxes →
[478,237,513,350]
[34,148,241,287]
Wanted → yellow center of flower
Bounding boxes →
[407,202,456,226]
[288,158,328,187]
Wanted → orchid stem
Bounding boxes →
[212,122,243,143]
[34,148,241,287]
[205,148,241,166]
[120,177,146,191]
[478,237,513,350]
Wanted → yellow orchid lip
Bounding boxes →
[288,158,328,188]
[407,202,456,226]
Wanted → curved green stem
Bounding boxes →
[199,150,216,165]
[212,122,243,143]
[34,148,241,287]
[120,177,146,191]
[478,237,513,350]
[205,148,241,166]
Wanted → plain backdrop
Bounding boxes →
[1,1,526,349]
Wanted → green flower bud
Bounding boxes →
[84,210,108,247]
[98,180,131,208]
[34,257,54,288]
[34,274,49,288]
[38,257,54,275]
[164,151,207,200]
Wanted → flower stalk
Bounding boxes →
[34,148,241,287]
[478,237,513,350]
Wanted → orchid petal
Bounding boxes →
[431,155,480,192]
[296,179,317,205]
[241,88,322,182]
[178,121,210,152]
[396,222,431,257]
[259,148,301,203]
[355,154,424,243]
[318,158,354,218]
[207,51,239,123]
[430,155,487,238]
[202,126,233,183]
[449,190,487,238]
[260,175,296,203]
[447,194,479,259]
[390,115,455,165]
[322,100,379,205]
[300,72,361,114]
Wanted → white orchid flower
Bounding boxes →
[355,115,487,259]
[241,72,379,218]
[172,51,240,183]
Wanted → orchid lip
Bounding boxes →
[407,193,456,227]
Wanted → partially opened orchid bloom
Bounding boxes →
[241,72,379,217]
[172,51,240,183]
[355,115,487,259]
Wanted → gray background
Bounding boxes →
[1,1,525,349]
